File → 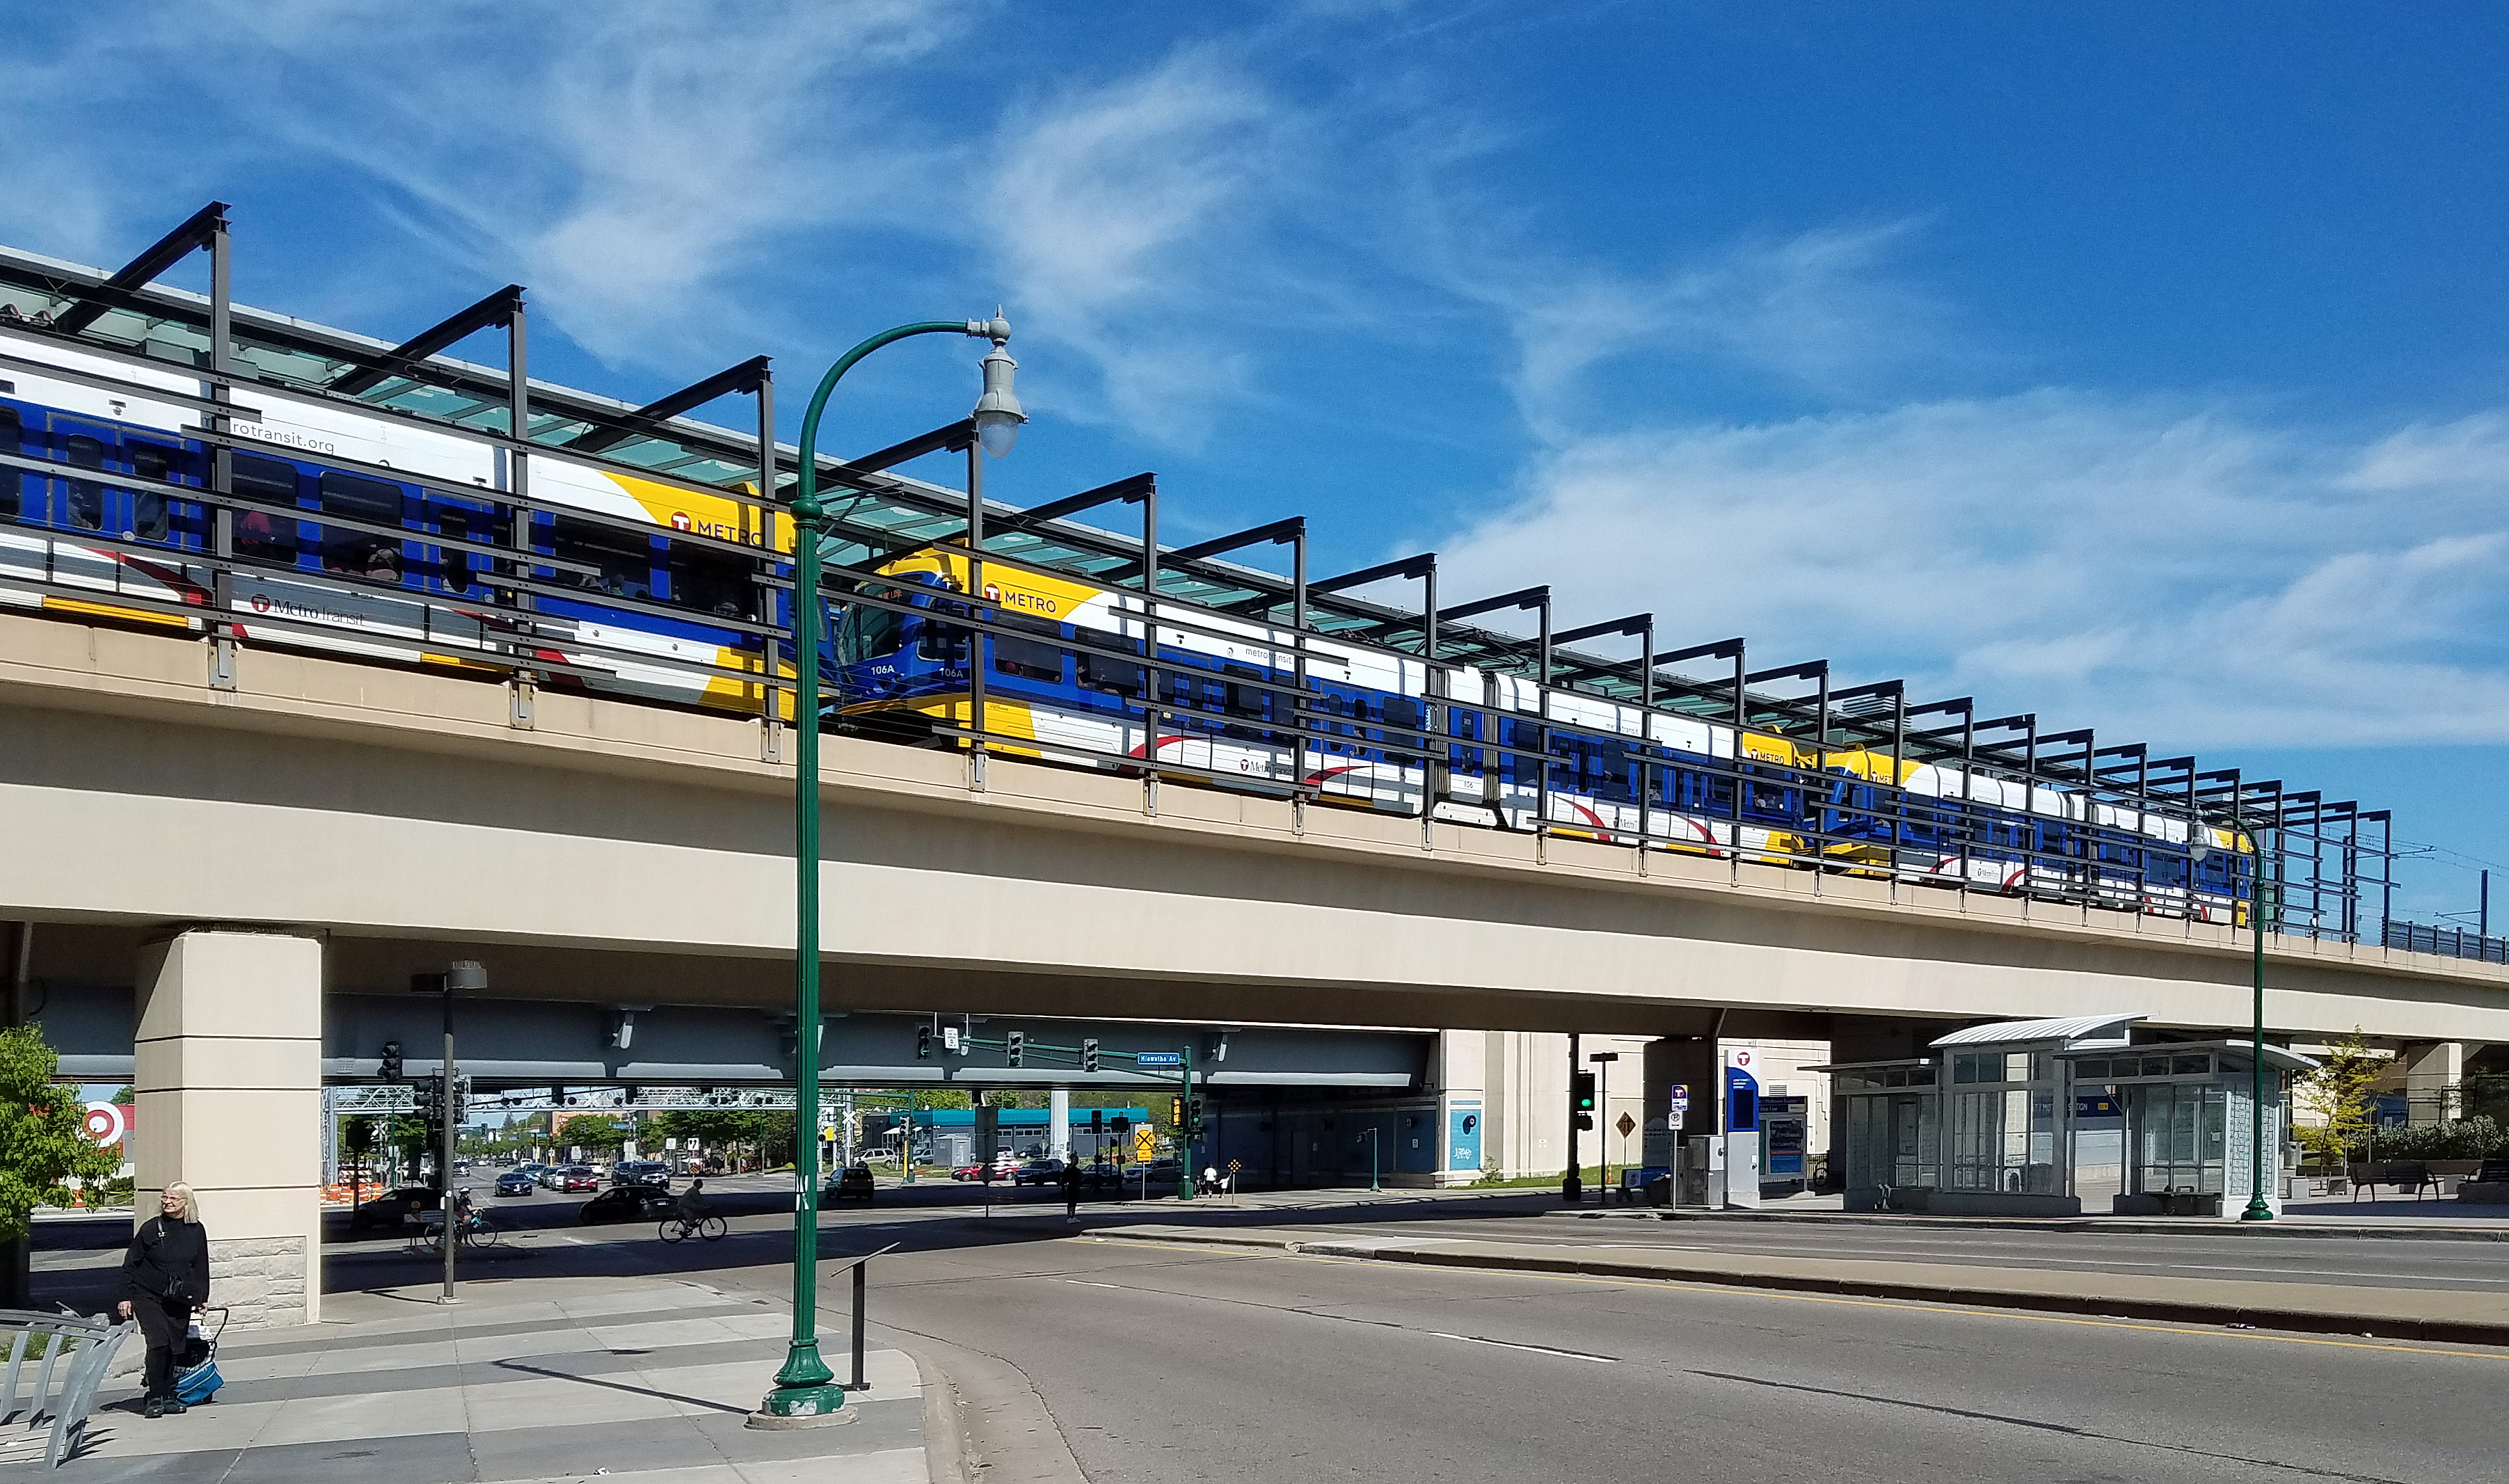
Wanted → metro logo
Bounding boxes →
[980,582,1060,616]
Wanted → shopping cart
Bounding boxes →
[170,1307,226,1407]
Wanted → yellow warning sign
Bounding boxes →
[1132,1126,1157,1163]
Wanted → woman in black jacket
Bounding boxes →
[118,1183,209,1418]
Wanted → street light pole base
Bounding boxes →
[747,1389,856,1430]
[2238,1199,2276,1222]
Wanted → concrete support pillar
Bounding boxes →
[1049,1088,1070,1160]
[2400,1041,2470,1126]
[133,930,323,1330]
[1435,1030,1488,1186]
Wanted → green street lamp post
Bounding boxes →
[754,315,1023,1427]
[2198,822,2277,1224]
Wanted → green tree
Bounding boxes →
[0,1027,121,1238]
[555,1113,630,1152]
[2295,1028,2382,1163]
[342,1117,378,1203]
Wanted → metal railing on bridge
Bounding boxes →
[0,204,2402,950]
[2384,920,2509,966]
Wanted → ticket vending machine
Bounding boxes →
[1762,1095,1809,1195]
[1724,1048,1762,1210]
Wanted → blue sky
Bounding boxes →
[6,2,2503,925]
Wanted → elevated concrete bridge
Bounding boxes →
[6,612,2505,1325]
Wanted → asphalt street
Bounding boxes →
[827,1230,2507,1483]
[35,1189,2508,1481]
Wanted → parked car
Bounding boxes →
[1077,1161,1124,1191]
[347,1186,440,1233]
[578,1186,674,1224]
[823,1165,875,1204]
[556,1165,602,1193]
[612,1160,672,1191]
[1010,1158,1066,1187]
[493,1169,538,1197]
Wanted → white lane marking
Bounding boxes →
[1426,1332,1617,1363]
[1062,1279,1126,1289]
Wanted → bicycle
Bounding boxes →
[418,1201,501,1254]
[658,1213,727,1243]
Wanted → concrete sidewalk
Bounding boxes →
[11,1275,928,1483]
[1087,1222,2509,1346]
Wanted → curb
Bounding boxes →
[1085,1227,2509,1348]
[1623,1208,2509,1243]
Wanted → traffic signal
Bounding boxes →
[916,1025,932,1060]
[1082,1037,1099,1073]
[451,1074,472,1124]
[380,1041,403,1081]
[1185,1096,1204,1138]
[1110,1115,1131,1137]
[1572,1071,1596,1112]
[1006,1030,1025,1067]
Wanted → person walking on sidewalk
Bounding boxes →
[118,1183,209,1419]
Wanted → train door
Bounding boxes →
[39,413,135,596]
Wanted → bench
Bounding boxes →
[0,1309,136,1468]
[2348,1161,2437,1200]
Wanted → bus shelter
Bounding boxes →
[1824,1014,2313,1218]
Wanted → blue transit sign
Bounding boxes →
[1134,1052,1184,1068]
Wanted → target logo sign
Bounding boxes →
[81,1103,129,1147]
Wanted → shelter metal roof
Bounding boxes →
[1929,1013,2148,1048]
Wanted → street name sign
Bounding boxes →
[1134,1052,1183,1068]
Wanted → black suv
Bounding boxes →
[612,1160,672,1190]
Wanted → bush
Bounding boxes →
[2350,1117,2508,1162]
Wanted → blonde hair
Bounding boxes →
[163,1183,198,1224]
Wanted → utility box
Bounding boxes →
[1680,1134,1726,1208]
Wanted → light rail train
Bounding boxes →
[0,328,2247,921]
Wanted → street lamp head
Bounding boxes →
[447,960,488,992]
[971,341,1024,458]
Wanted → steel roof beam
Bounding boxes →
[987,472,1156,540]
[569,356,772,456]
[332,283,527,397]
[841,419,975,477]
[1309,553,1435,595]
[51,201,229,336]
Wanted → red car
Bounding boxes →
[557,1165,601,1192]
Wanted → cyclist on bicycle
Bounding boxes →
[674,1177,708,1233]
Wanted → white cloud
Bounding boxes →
[982,51,1305,447]
[1432,391,2509,749]
[0,1,976,368]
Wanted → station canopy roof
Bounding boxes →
[1929,1013,2147,1048]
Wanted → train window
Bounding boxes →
[992,632,1064,682]
[128,443,175,541]
[1380,695,1422,732]
[230,452,301,561]
[838,595,908,665]
[428,506,477,591]
[1220,667,1267,718]
[63,434,104,529]
[318,470,406,577]
[1074,629,1144,694]
[0,407,19,520]
[549,513,655,600]
[672,548,754,619]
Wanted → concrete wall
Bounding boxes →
[5,616,2502,1050]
